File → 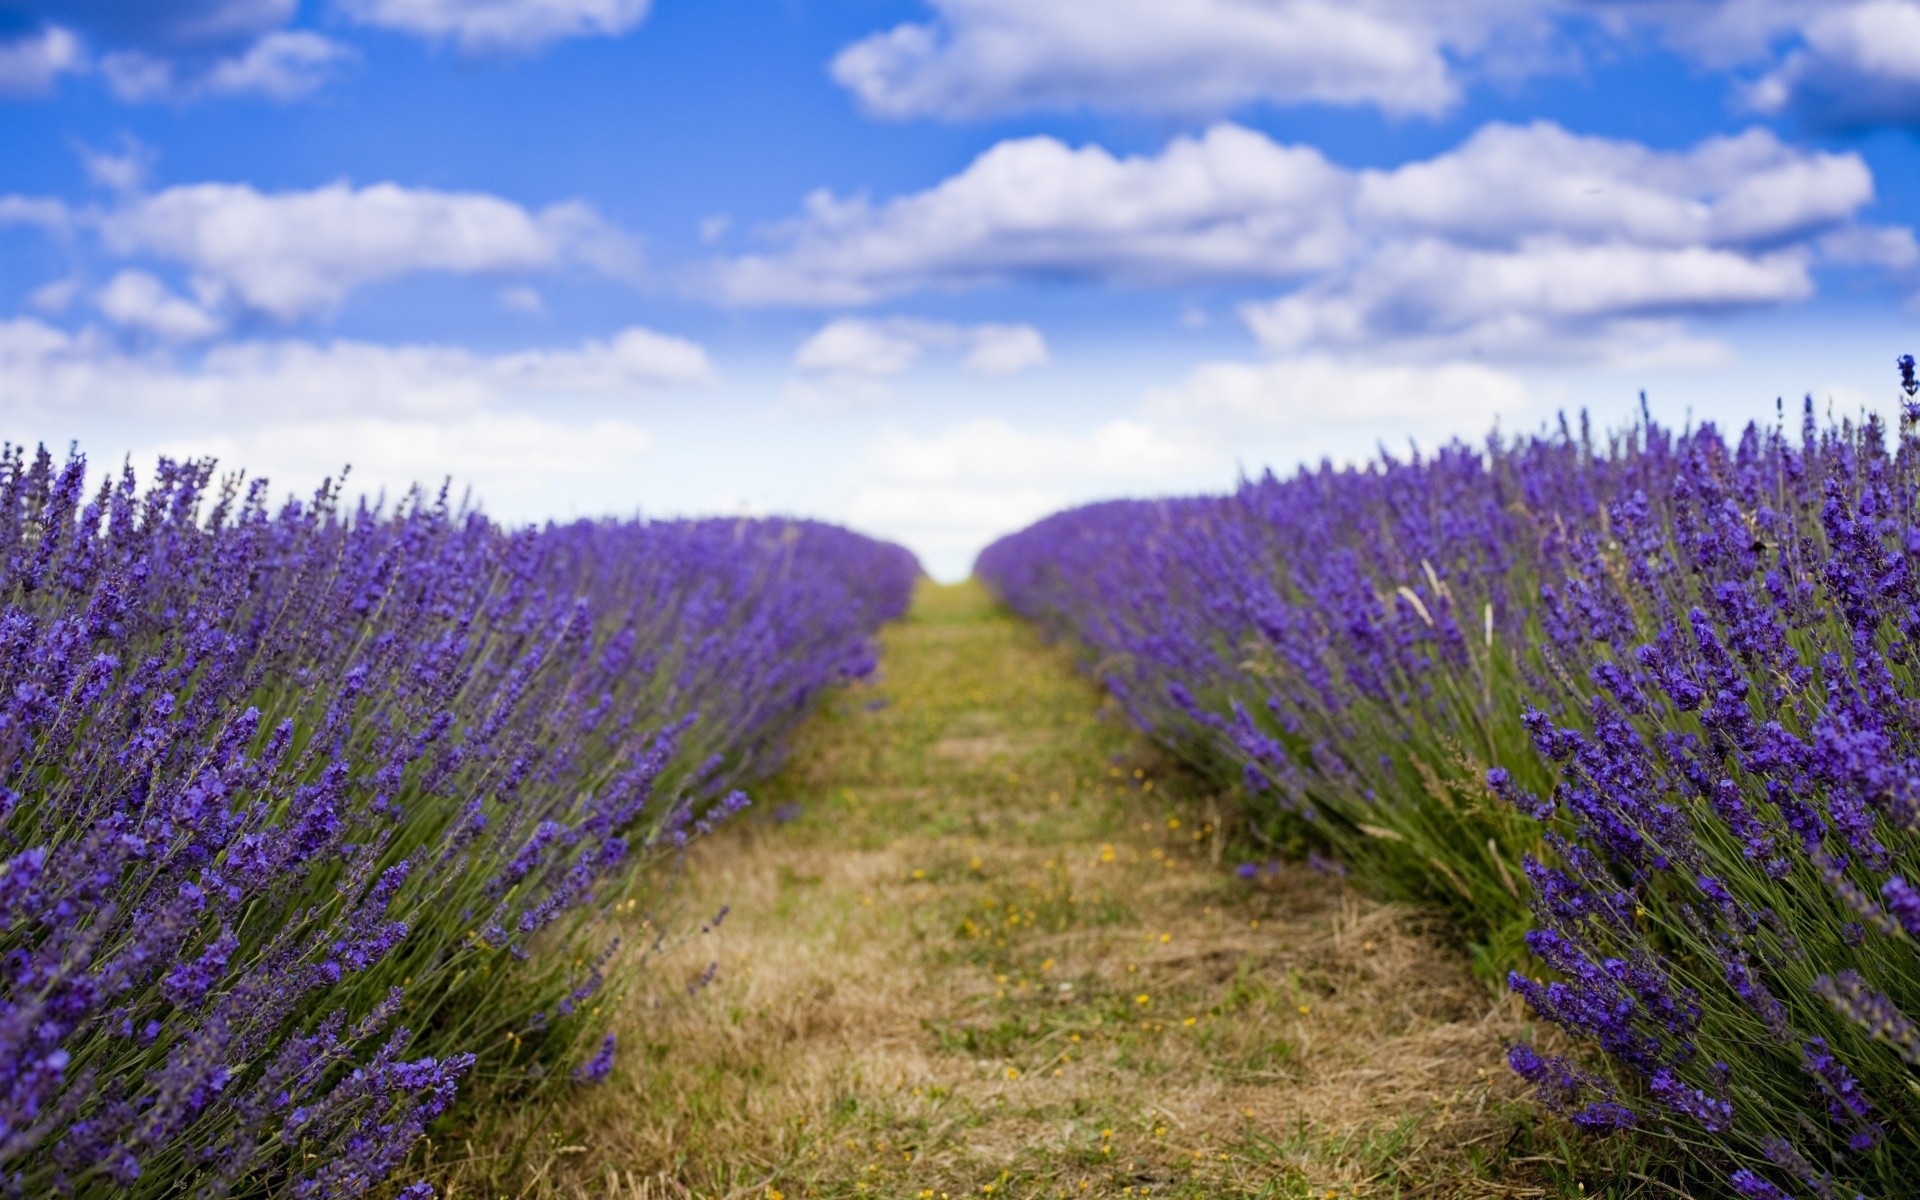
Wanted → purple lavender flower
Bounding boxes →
[0,444,920,1197]
[1730,1169,1794,1200]
[573,1034,616,1084]
[977,392,1920,1199]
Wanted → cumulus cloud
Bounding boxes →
[78,138,158,193]
[102,31,354,102]
[1352,122,1871,246]
[0,316,702,522]
[795,318,928,377]
[1240,121,1867,360]
[718,119,1874,361]
[0,317,707,423]
[0,194,73,232]
[713,124,1351,304]
[826,1,1905,123]
[790,317,1049,407]
[1746,1,1920,128]
[95,181,633,319]
[3,1,359,105]
[95,270,226,341]
[148,412,655,510]
[829,0,1521,119]
[0,25,84,95]
[337,0,654,52]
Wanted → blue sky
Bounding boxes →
[4,0,1920,577]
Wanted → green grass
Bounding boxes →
[423,581,1619,1200]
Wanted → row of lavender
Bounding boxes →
[978,393,1920,1197]
[0,447,919,1198]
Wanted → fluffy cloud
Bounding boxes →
[4,1,349,104]
[0,25,84,95]
[95,270,225,341]
[0,194,72,232]
[96,181,633,319]
[1241,241,1797,361]
[0,317,709,419]
[148,412,655,510]
[1241,121,1867,359]
[0,316,704,524]
[795,318,928,377]
[1353,122,1871,246]
[829,0,1519,119]
[720,119,1873,360]
[793,317,1050,379]
[1747,2,1920,128]
[827,2,1910,123]
[337,0,654,52]
[102,30,355,102]
[714,124,1351,304]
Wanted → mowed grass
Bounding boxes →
[429,581,1596,1199]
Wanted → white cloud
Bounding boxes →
[1237,122,1866,360]
[1747,1,1920,128]
[829,0,1559,119]
[1240,240,1804,361]
[103,37,349,106]
[490,325,712,390]
[98,181,633,319]
[0,195,72,232]
[79,138,158,193]
[713,124,1351,304]
[146,413,653,509]
[790,316,1049,398]
[0,25,83,95]
[825,1,1914,125]
[0,318,708,420]
[96,270,226,341]
[719,120,1873,361]
[1353,122,1871,247]
[338,0,654,52]
[962,323,1048,375]
[0,316,696,523]
[200,30,355,99]
[795,318,927,377]
[98,51,173,101]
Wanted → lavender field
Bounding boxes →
[19,382,1920,1198]
[0,447,917,1197]
[980,376,1920,1199]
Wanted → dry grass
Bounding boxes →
[428,581,1587,1200]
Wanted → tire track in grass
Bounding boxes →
[434,581,1566,1200]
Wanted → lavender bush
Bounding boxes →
[979,385,1920,1195]
[0,446,917,1198]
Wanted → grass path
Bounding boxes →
[442,582,1563,1199]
